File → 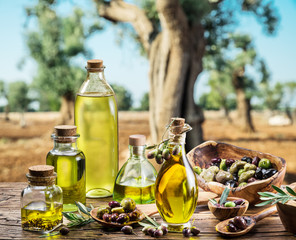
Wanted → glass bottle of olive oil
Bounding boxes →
[75,59,118,198]
[46,125,86,212]
[21,165,63,231]
[155,118,198,232]
[113,135,157,204]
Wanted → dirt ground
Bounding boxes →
[0,111,295,183]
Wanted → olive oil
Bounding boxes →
[21,201,63,231]
[113,183,155,204]
[46,152,86,212]
[75,94,118,198]
[155,146,198,224]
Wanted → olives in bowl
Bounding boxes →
[208,197,249,220]
[187,141,286,204]
[90,198,144,227]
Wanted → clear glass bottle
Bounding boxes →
[75,59,118,198]
[46,125,86,212]
[113,135,157,204]
[155,118,198,232]
[21,165,63,231]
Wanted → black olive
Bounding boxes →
[243,216,252,225]
[116,213,129,224]
[110,213,119,222]
[241,156,252,163]
[252,156,260,166]
[102,213,111,222]
[263,168,277,179]
[225,158,236,166]
[191,227,200,236]
[108,200,121,208]
[182,227,191,237]
[121,225,133,234]
[232,174,238,182]
[153,229,163,238]
[60,227,70,235]
[233,216,247,230]
[255,167,263,179]
[227,223,238,232]
[211,158,222,164]
[147,228,156,236]
[158,225,168,235]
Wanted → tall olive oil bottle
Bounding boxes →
[155,118,198,232]
[75,59,118,198]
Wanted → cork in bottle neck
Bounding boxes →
[129,134,146,146]
[53,125,78,143]
[86,59,105,72]
[170,117,185,135]
[26,165,57,186]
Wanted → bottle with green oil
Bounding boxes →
[155,118,198,232]
[46,125,85,212]
[113,135,157,204]
[21,165,63,231]
[75,59,118,198]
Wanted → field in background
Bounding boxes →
[0,111,295,183]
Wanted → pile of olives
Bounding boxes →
[182,226,200,237]
[195,156,277,187]
[142,225,168,238]
[226,216,252,232]
[96,198,141,224]
[147,143,180,164]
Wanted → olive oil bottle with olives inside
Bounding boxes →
[75,59,118,198]
[113,135,157,204]
[46,125,86,212]
[155,118,198,232]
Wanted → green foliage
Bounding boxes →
[139,92,149,111]
[24,0,102,111]
[110,84,133,110]
[8,81,31,112]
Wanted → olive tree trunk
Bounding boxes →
[59,93,74,125]
[95,0,205,150]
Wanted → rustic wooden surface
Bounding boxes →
[0,182,295,239]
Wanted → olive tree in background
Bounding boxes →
[0,80,9,121]
[24,0,102,124]
[94,0,278,149]
[110,84,133,110]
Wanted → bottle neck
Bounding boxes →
[53,141,78,151]
[87,70,106,82]
[168,131,186,145]
[129,145,146,160]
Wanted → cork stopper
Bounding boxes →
[86,59,104,72]
[170,117,185,134]
[27,165,57,186]
[129,134,146,146]
[54,125,77,136]
[29,165,54,177]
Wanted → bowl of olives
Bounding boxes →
[90,198,145,227]
[208,197,249,221]
[187,141,286,204]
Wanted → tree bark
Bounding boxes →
[59,93,74,125]
[232,70,255,132]
[95,0,206,150]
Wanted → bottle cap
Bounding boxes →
[170,117,185,134]
[29,165,54,177]
[27,165,57,186]
[129,134,146,146]
[54,125,77,136]
[86,59,104,72]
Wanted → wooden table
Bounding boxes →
[0,182,295,239]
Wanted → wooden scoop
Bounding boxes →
[215,205,277,237]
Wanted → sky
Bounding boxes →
[0,0,295,108]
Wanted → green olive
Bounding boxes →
[111,207,125,214]
[244,163,257,171]
[121,198,136,212]
[229,161,247,174]
[239,182,247,187]
[215,170,234,184]
[220,159,227,171]
[193,166,202,175]
[97,207,111,219]
[200,166,219,182]
[238,170,255,183]
[258,158,271,169]
[238,169,245,177]
[224,201,236,207]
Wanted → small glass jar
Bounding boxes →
[46,125,86,212]
[21,165,63,231]
[113,135,157,204]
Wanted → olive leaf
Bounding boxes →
[146,145,157,150]
[142,212,159,227]
[219,187,230,205]
[286,186,296,196]
[76,201,90,216]
[209,198,217,205]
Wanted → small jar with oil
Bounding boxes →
[155,118,198,232]
[113,135,157,204]
[46,125,86,212]
[21,165,63,231]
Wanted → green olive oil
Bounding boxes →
[46,152,86,212]
[113,183,155,204]
[75,94,118,198]
[21,201,63,231]
[155,145,198,228]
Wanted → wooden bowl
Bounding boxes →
[208,197,249,221]
[90,208,145,228]
[276,201,296,234]
[187,141,286,204]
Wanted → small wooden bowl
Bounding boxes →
[90,208,145,228]
[187,141,286,204]
[276,200,296,234]
[208,197,249,221]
